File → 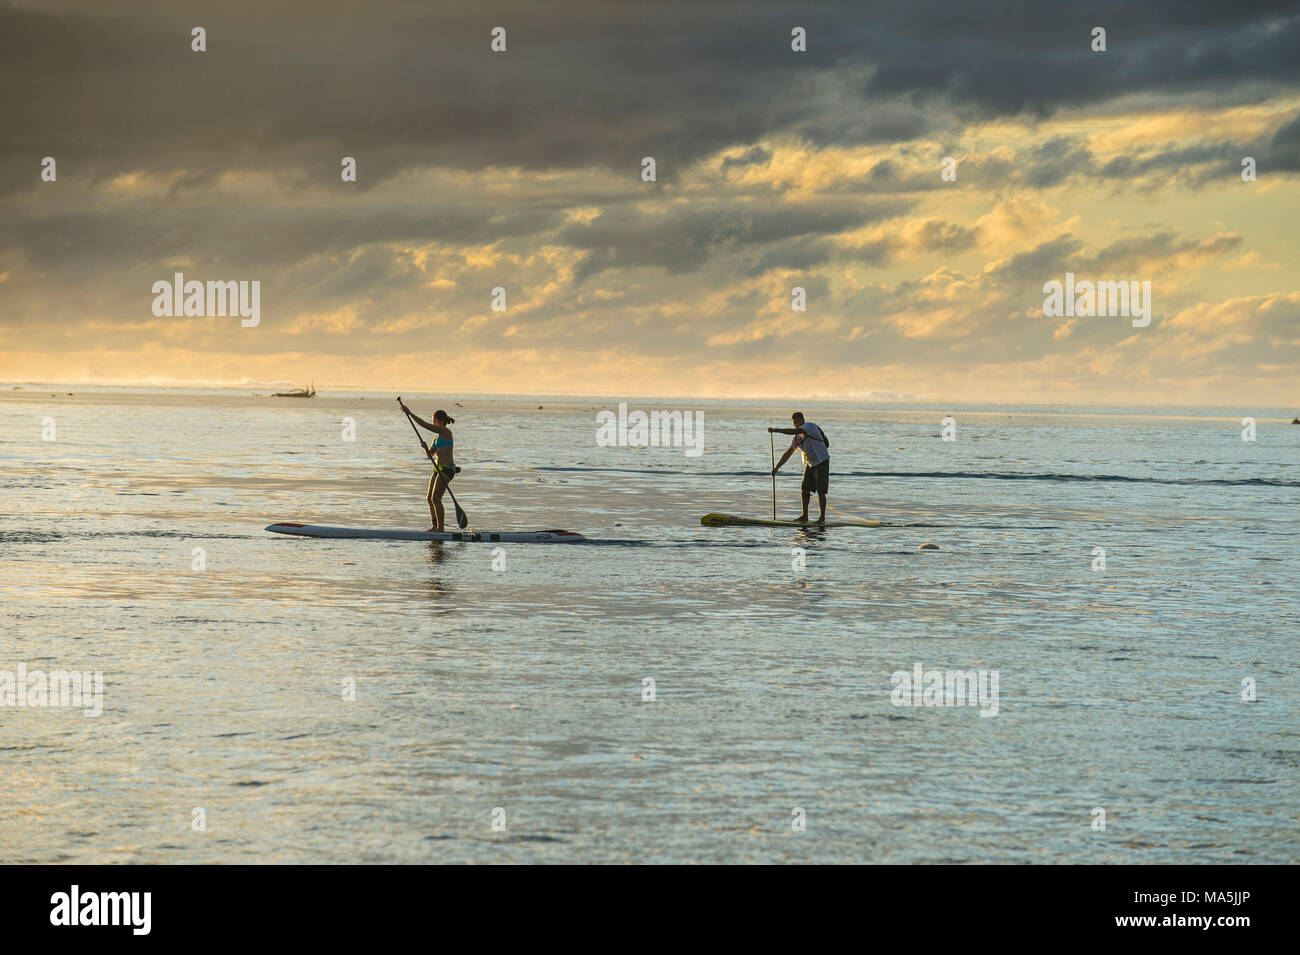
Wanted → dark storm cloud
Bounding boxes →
[562,198,909,282]
[3,0,1298,191]
[739,239,838,276]
[935,118,1300,191]
[796,107,934,148]
[1,0,1296,285]
[984,235,1085,284]
[720,146,773,177]
[826,159,946,197]
[1023,138,1097,189]
[916,220,976,252]
[1270,112,1300,170]
[1072,232,1243,272]
[0,199,567,276]
[860,0,1300,116]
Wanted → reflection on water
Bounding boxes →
[423,544,456,608]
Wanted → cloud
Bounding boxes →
[1,0,1297,403]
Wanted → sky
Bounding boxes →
[1,0,1297,405]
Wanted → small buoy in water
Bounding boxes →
[919,542,940,550]
[538,405,544,409]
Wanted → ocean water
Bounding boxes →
[1,387,1296,864]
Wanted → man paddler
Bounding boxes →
[769,412,830,524]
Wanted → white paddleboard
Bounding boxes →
[266,523,586,544]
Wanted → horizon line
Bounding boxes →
[3,377,1296,415]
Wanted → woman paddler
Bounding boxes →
[399,401,458,532]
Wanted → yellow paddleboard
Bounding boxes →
[700,513,881,528]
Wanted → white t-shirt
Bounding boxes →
[790,422,829,467]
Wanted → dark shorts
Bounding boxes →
[801,460,829,494]
[433,464,459,483]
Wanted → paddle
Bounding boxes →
[769,429,776,521]
[396,397,468,529]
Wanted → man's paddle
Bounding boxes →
[397,397,468,529]
[769,429,777,521]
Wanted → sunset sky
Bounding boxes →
[1,0,1297,404]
